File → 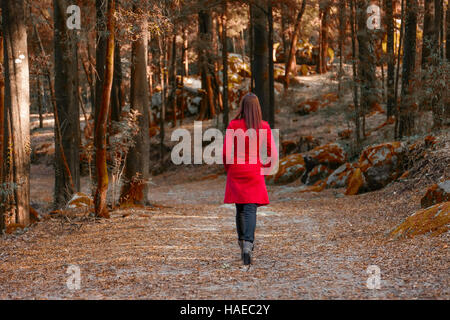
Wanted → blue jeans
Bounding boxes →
[235,203,257,243]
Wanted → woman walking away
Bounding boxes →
[222,93,277,265]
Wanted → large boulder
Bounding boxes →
[421,180,450,208]
[390,202,450,238]
[307,142,347,169]
[326,163,356,189]
[267,153,305,185]
[358,141,405,190]
[305,164,334,186]
[345,168,367,195]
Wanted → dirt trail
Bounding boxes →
[2,73,447,299]
[0,165,448,299]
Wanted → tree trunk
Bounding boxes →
[197,9,215,120]
[446,2,450,61]
[385,0,395,118]
[318,1,330,74]
[94,0,115,218]
[182,28,189,79]
[338,0,346,98]
[422,0,436,67]
[284,0,307,89]
[122,4,150,206]
[1,0,31,227]
[222,0,229,127]
[111,39,123,122]
[95,0,108,120]
[434,0,443,57]
[158,36,166,162]
[37,77,45,128]
[249,5,254,91]
[267,0,275,128]
[0,30,5,231]
[53,0,81,207]
[169,31,177,127]
[357,0,378,135]
[349,0,361,147]
[251,1,270,123]
[281,3,289,57]
[398,0,418,138]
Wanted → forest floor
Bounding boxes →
[0,72,448,299]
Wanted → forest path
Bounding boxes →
[0,168,448,299]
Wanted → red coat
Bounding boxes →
[222,119,277,205]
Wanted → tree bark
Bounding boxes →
[53,0,81,206]
[111,39,123,122]
[251,0,270,123]
[349,0,361,147]
[123,3,150,205]
[222,0,229,127]
[0,30,5,231]
[447,2,450,61]
[317,1,330,74]
[95,0,108,120]
[267,0,275,128]
[357,0,378,135]
[338,0,346,98]
[385,0,395,118]
[197,9,215,120]
[94,0,115,218]
[422,0,436,67]
[398,0,418,138]
[284,0,307,89]
[1,0,31,227]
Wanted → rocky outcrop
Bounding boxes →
[267,153,306,185]
[390,202,450,238]
[326,163,356,189]
[305,164,334,186]
[358,141,405,191]
[345,168,366,195]
[421,180,450,208]
[307,143,347,169]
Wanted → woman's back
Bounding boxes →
[222,118,274,172]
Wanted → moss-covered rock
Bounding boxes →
[390,202,450,238]
[358,141,405,190]
[267,153,305,185]
[326,163,356,189]
[421,180,450,208]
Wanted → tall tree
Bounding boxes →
[1,0,31,227]
[284,0,307,89]
[222,0,229,127]
[251,0,271,123]
[385,0,395,117]
[122,1,151,205]
[398,0,418,137]
[422,0,436,67]
[357,0,378,135]
[111,39,123,122]
[53,0,81,206]
[267,0,275,128]
[95,0,108,119]
[0,27,5,231]
[447,3,450,61]
[349,0,361,146]
[94,0,115,218]
[317,0,331,74]
[197,9,215,120]
[338,0,346,98]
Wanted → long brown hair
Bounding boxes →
[233,93,263,130]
